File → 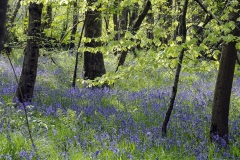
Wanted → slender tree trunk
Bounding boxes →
[69,0,79,49]
[60,5,69,42]
[104,16,110,35]
[113,14,119,40]
[4,0,22,50]
[119,7,129,38]
[10,0,22,24]
[15,2,43,103]
[146,5,154,39]
[129,3,139,27]
[42,4,52,30]
[210,4,240,144]
[162,0,188,137]
[115,0,152,72]
[83,0,106,80]
[0,0,8,50]
[72,17,86,88]
[113,0,119,41]
[113,3,128,41]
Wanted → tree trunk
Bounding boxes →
[146,5,154,39]
[10,0,22,25]
[15,2,43,103]
[60,5,69,43]
[115,0,152,72]
[129,3,139,27]
[162,0,188,137]
[113,0,119,41]
[69,0,79,49]
[113,3,129,42]
[119,7,129,38]
[0,0,8,50]
[42,4,52,30]
[210,5,240,143]
[83,0,106,80]
[72,16,86,88]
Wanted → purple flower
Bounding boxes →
[223,152,231,158]
[19,150,30,160]
[52,129,57,136]
[95,150,100,157]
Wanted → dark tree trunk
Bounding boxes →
[104,15,110,35]
[113,14,119,40]
[210,43,236,143]
[119,7,129,38]
[113,2,129,41]
[69,0,79,49]
[167,0,173,6]
[146,5,154,39]
[210,6,240,143]
[15,2,43,103]
[0,0,8,50]
[162,0,188,137]
[83,0,106,80]
[72,17,86,88]
[113,0,119,41]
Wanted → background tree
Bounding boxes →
[15,2,43,103]
[69,0,79,49]
[0,0,8,50]
[83,0,106,80]
[146,5,154,40]
[115,0,152,72]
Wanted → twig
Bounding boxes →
[72,15,86,88]
[194,0,222,25]
[6,53,36,149]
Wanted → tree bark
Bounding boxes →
[210,4,240,143]
[162,0,188,137]
[83,0,106,80]
[0,0,8,50]
[15,2,43,103]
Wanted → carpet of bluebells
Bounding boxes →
[0,55,240,160]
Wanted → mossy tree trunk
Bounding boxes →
[15,2,43,103]
[83,0,106,80]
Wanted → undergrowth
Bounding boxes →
[0,51,239,159]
